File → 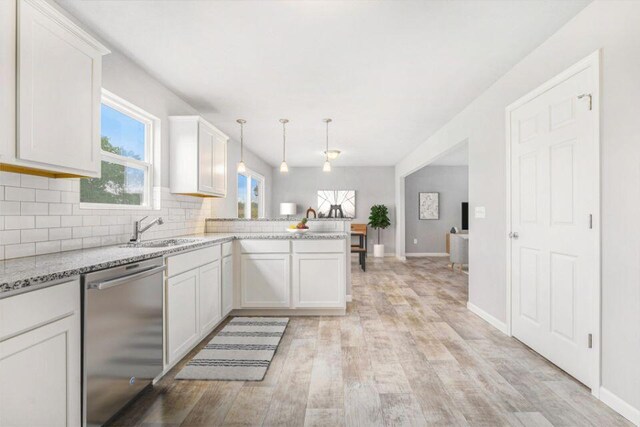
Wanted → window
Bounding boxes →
[237,170,265,219]
[80,90,158,208]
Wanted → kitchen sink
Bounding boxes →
[119,238,204,248]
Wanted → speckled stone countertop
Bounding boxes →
[0,232,347,297]
[205,218,352,221]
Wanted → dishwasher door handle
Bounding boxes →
[87,265,166,291]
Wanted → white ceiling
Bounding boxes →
[58,0,589,167]
[429,141,468,166]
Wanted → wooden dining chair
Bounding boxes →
[351,223,367,271]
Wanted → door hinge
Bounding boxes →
[588,214,593,229]
[578,93,592,111]
[588,333,593,349]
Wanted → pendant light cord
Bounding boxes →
[325,120,329,161]
[282,121,286,162]
[240,121,244,162]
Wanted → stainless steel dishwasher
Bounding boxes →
[83,258,165,427]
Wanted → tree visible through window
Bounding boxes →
[238,171,264,219]
[81,91,156,208]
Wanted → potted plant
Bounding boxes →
[368,204,391,258]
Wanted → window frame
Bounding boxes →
[80,89,159,210]
[237,169,266,219]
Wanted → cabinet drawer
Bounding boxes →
[222,241,233,257]
[166,245,220,278]
[239,239,290,254]
[0,279,80,340]
[292,239,345,254]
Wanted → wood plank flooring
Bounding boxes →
[107,257,630,427]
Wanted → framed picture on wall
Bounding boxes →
[419,192,439,220]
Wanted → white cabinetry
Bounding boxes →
[169,116,228,197]
[292,253,345,308]
[165,245,223,366]
[240,253,291,308]
[222,242,234,316]
[166,269,200,365]
[0,280,81,427]
[199,261,222,335]
[0,0,109,178]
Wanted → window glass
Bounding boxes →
[100,104,146,160]
[81,160,145,205]
[238,174,248,218]
[251,177,260,219]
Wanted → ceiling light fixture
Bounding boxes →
[324,150,341,160]
[236,118,246,173]
[323,118,332,172]
[279,119,289,173]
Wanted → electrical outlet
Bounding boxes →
[413,238,418,244]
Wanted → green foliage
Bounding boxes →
[80,137,143,205]
[368,204,391,244]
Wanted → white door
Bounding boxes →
[509,62,598,387]
[17,0,103,177]
[222,255,234,316]
[292,253,345,308]
[166,269,200,364]
[240,254,290,308]
[212,133,227,196]
[0,314,81,427]
[198,122,215,194]
[199,261,221,336]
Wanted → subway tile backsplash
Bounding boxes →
[0,171,214,260]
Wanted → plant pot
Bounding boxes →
[373,244,385,258]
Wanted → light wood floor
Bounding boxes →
[108,257,630,427]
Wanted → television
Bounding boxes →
[461,202,469,230]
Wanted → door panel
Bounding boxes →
[240,254,290,308]
[198,123,215,194]
[18,0,101,176]
[166,270,199,364]
[510,66,597,388]
[199,261,221,336]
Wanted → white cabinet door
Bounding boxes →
[240,254,290,308]
[199,261,221,336]
[212,133,227,196]
[222,255,233,316]
[166,269,200,364]
[16,0,108,177]
[0,281,81,427]
[198,122,216,194]
[292,253,345,308]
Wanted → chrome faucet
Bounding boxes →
[130,216,164,243]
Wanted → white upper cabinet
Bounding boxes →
[1,0,110,177]
[169,116,228,197]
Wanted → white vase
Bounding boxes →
[373,244,385,258]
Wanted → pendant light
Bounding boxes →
[322,118,332,172]
[279,118,289,173]
[236,119,247,173]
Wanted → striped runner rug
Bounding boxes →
[175,317,289,381]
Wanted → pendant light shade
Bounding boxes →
[279,119,289,173]
[323,118,332,172]
[236,119,247,173]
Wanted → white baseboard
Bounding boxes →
[599,387,640,425]
[397,255,407,261]
[466,301,508,335]
[406,252,449,257]
[346,295,352,302]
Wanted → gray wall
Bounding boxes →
[395,0,640,412]
[405,166,468,254]
[271,167,395,254]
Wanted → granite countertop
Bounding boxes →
[0,232,347,297]
[205,217,353,221]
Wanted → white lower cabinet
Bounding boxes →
[292,253,345,308]
[240,253,290,308]
[222,255,233,316]
[199,260,222,336]
[166,269,200,365]
[0,280,81,427]
[165,246,223,367]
